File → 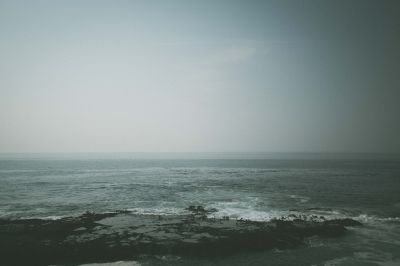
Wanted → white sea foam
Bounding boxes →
[155,255,181,261]
[40,215,66,220]
[76,261,141,266]
[288,208,348,221]
[206,200,287,221]
[126,207,188,216]
[355,214,400,223]
[208,207,285,221]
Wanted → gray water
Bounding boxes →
[1,153,400,265]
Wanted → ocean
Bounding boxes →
[1,153,399,265]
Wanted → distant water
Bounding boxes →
[1,153,400,265]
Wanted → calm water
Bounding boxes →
[1,153,400,265]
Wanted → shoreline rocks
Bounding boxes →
[0,207,362,266]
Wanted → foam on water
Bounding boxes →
[355,214,400,223]
[76,261,141,266]
[36,215,66,220]
[207,200,287,221]
[126,207,188,216]
[208,207,285,221]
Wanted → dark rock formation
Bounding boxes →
[0,207,362,266]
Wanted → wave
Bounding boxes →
[35,215,67,220]
[290,208,400,224]
[3,204,399,225]
[77,261,141,266]
[126,207,188,216]
[205,199,289,221]
[355,214,400,223]
[208,207,285,221]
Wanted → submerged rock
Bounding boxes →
[0,208,362,266]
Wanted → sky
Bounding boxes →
[0,0,399,153]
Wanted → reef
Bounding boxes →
[0,206,362,266]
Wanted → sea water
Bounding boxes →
[1,153,399,265]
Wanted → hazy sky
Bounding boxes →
[1,0,399,153]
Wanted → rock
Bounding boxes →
[0,209,362,266]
